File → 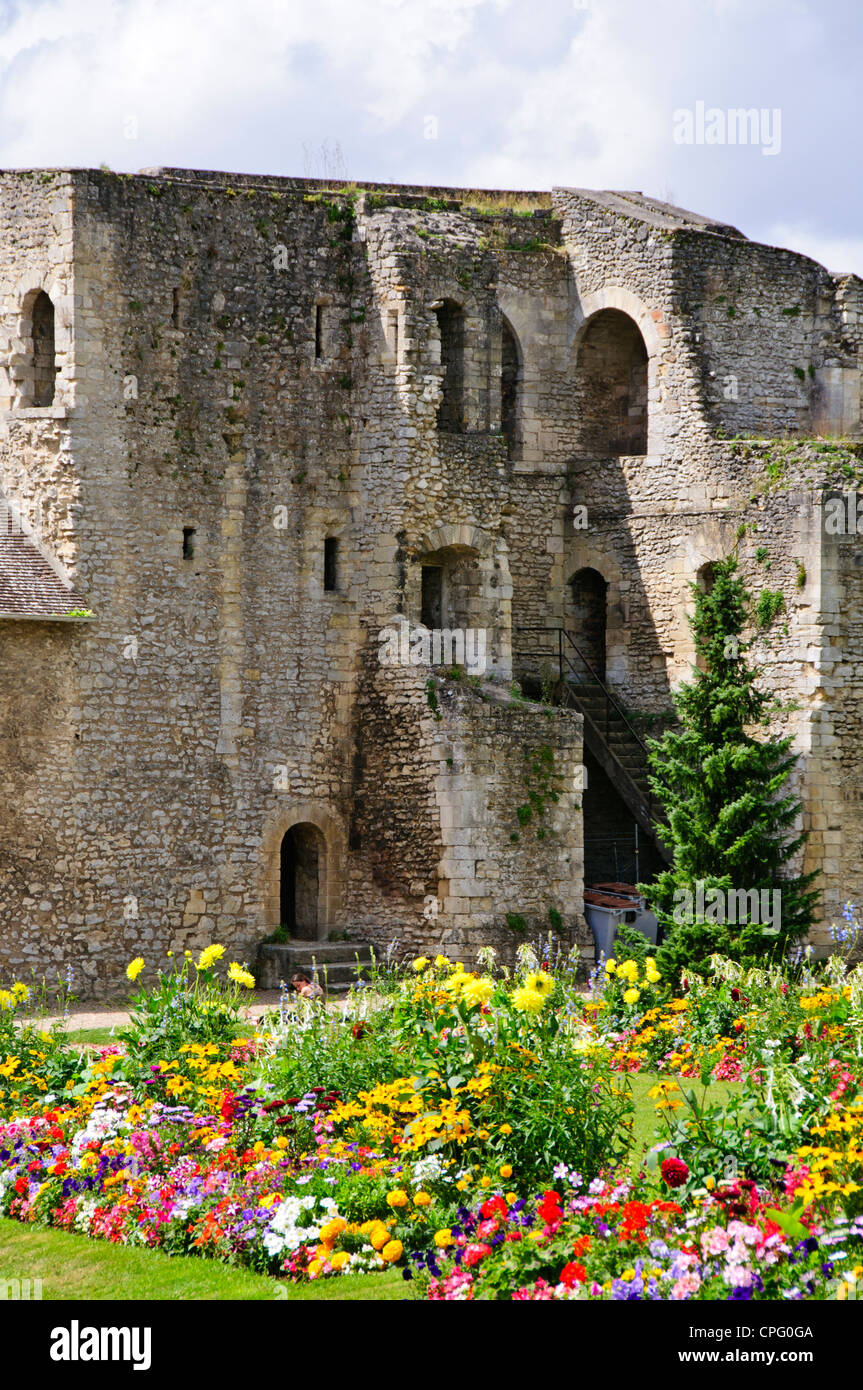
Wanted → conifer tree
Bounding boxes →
[641,556,818,980]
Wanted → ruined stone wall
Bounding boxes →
[349,660,585,967]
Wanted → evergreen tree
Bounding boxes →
[641,556,818,980]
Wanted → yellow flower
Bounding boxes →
[386,1189,409,1208]
[480,1176,491,1188]
[196,943,226,971]
[10,982,29,1003]
[434,954,451,968]
[512,985,545,1014]
[461,975,494,1007]
[320,1217,347,1242]
[227,961,255,989]
[605,959,617,975]
[499,1123,513,1135]
[126,957,145,982]
[369,1223,390,1250]
[382,1240,403,1263]
[618,960,639,983]
[307,1259,323,1278]
[506,1192,518,1205]
[500,1164,513,1178]
[434,1229,454,1248]
[413,1192,432,1207]
[412,957,430,972]
[623,988,641,1006]
[525,971,554,998]
[330,1251,350,1271]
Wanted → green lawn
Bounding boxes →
[0,1220,410,1301]
[64,1027,119,1046]
[625,1072,734,1178]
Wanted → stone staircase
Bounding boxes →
[560,680,670,864]
[256,940,375,995]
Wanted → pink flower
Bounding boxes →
[671,1273,702,1299]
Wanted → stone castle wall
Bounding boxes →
[0,169,861,990]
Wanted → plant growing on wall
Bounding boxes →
[642,556,818,981]
[515,744,566,842]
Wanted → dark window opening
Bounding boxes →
[31,292,55,407]
[182,527,196,560]
[389,309,399,361]
[171,288,180,327]
[315,304,324,360]
[435,300,465,432]
[324,537,338,591]
[421,565,443,629]
[501,317,520,456]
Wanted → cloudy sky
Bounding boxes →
[0,0,859,273]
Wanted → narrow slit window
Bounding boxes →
[324,537,338,591]
[315,305,324,360]
[388,309,399,362]
[182,527,196,560]
[171,288,180,327]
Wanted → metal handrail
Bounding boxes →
[513,625,651,756]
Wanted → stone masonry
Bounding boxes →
[0,169,861,993]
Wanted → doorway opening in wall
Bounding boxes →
[567,567,608,680]
[279,824,326,940]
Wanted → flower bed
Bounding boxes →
[1,937,863,1299]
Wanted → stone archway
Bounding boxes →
[566,567,609,680]
[574,309,648,456]
[260,803,346,939]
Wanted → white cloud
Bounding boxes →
[762,223,863,279]
[0,0,856,273]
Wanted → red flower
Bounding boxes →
[537,1190,563,1225]
[560,1262,587,1288]
[660,1157,689,1189]
[220,1092,237,1122]
[481,1195,508,1221]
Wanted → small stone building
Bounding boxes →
[0,168,861,993]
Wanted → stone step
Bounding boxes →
[256,940,374,993]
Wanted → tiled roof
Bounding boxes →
[0,528,87,619]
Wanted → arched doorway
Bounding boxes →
[576,309,648,455]
[567,567,608,680]
[280,823,326,939]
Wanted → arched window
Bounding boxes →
[501,316,521,456]
[280,823,327,939]
[31,291,56,407]
[567,567,609,680]
[576,309,648,455]
[435,300,465,432]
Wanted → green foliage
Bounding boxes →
[120,951,250,1067]
[506,912,527,933]
[755,589,785,628]
[642,556,818,981]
